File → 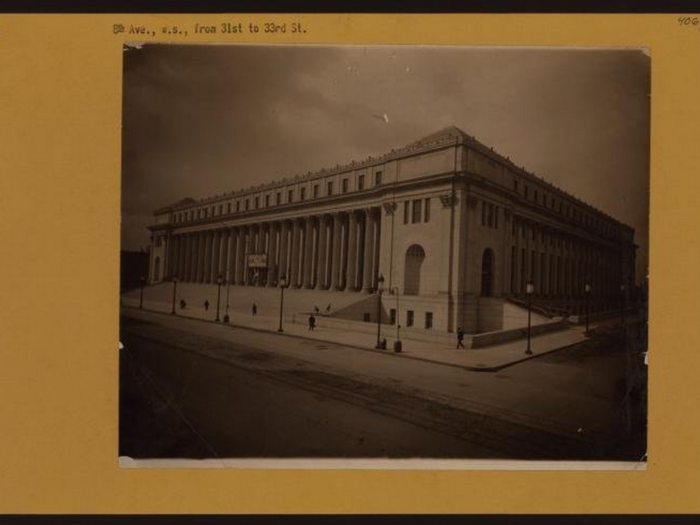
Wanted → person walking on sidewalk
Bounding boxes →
[456,327,465,349]
[252,303,257,316]
[204,300,210,311]
[308,313,316,331]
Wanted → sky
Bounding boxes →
[121,44,650,280]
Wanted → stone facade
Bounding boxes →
[147,126,636,334]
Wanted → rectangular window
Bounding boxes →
[255,196,260,209]
[406,310,414,327]
[488,203,494,227]
[227,203,231,214]
[327,181,333,196]
[204,209,209,218]
[245,199,249,211]
[412,199,422,223]
[342,178,349,193]
[219,204,223,215]
[276,193,281,205]
[534,190,539,204]
[425,312,433,329]
[313,184,319,198]
[288,189,294,203]
[265,195,270,207]
[375,171,383,185]
[513,179,519,192]
[524,185,529,199]
[403,201,409,224]
[494,206,499,229]
[236,201,240,212]
[300,187,306,201]
[358,174,365,190]
[424,198,431,223]
[390,308,396,325]
[481,201,487,226]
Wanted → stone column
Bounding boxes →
[290,219,302,288]
[330,213,343,291]
[211,230,220,283]
[267,222,278,287]
[218,230,228,281]
[278,221,289,286]
[361,209,375,293]
[187,234,196,282]
[303,217,314,288]
[183,235,191,282]
[372,208,381,289]
[196,232,205,283]
[243,227,251,285]
[315,215,329,290]
[345,211,358,291]
[176,235,183,279]
[226,228,236,284]
[236,227,246,285]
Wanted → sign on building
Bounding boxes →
[247,253,268,268]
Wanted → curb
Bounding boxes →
[122,305,587,373]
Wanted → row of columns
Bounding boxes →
[508,216,624,301]
[163,208,382,293]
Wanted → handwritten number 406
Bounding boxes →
[678,16,700,26]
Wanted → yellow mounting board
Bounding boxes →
[0,13,697,514]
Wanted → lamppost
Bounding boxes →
[215,274,223,322]
[525,280,534,355]
[223,270,231,324]
[584,282,591,335]
[375,274,385,349]
[139,275,146,309]
[391,286,402,353]
[277,274,287,333]
[170,277,178,315]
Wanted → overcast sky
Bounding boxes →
[122,44,650,279]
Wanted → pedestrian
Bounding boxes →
[180,299,187,310]
[456,327,465,349]
[204,300,209,311]
[252,303,257,316]
[308,313,316,331]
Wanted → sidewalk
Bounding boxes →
[121,296,588,371]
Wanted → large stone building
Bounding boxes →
[147,126,636,334]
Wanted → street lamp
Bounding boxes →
[215,274,223,322]
[139,275,146,309]
[525,280,534,355]
[223,270,231,324]
[277,274,287,333]
[392,286,402,353]
[171,277,178,315]
[584,282,591,334]
[375,274,385,349]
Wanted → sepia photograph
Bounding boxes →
[119,44,649,464]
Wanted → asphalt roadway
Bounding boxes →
[119,310,647,461]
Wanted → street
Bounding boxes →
[119,310,647,461]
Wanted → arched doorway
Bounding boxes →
[481,249,494,296]
[153,256,160,282]
[404,244,425,295]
